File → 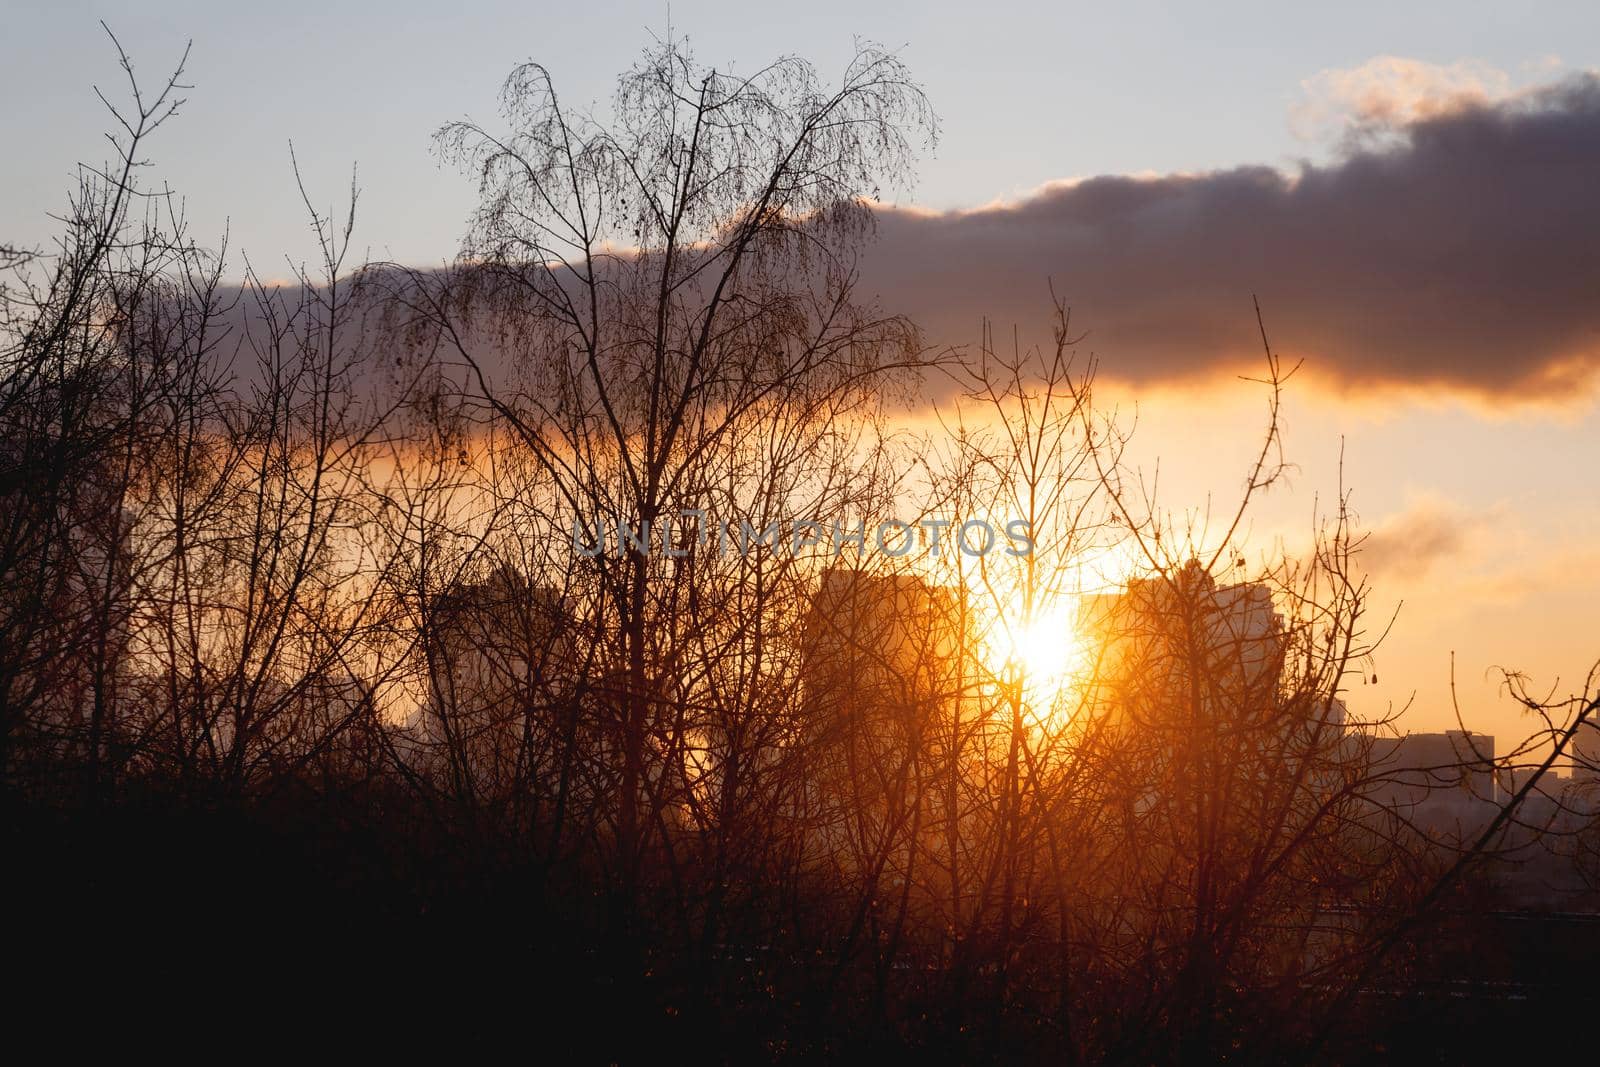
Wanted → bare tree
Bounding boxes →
[390,35,939,926]
[0,26,198,786]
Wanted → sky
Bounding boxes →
[5,0,1600,751]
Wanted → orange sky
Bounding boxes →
[1094,376,1600,758]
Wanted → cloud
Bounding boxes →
[220,68,1600,409]
[855,72,1600,400]
[1359,497,1484,582]
[1291,55,1520,140]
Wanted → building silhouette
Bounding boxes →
[418,566,582,806]
[797,565,972,874]
[1075,560,1290,731]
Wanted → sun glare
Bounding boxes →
[989,597,1085,703]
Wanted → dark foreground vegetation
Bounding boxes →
[8,777,1597,1062]
[4,28,1598,1062]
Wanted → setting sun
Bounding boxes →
[990,598,1085,701]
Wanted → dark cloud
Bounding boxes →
[857,75,1600,398]
[215,77,1600,408]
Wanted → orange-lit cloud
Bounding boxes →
[218,70,1600,413]
[1358,496,1489,583]
[1292,55,1527,138]
[856,73,1600,402]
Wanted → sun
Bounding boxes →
[989,597,1084,702]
